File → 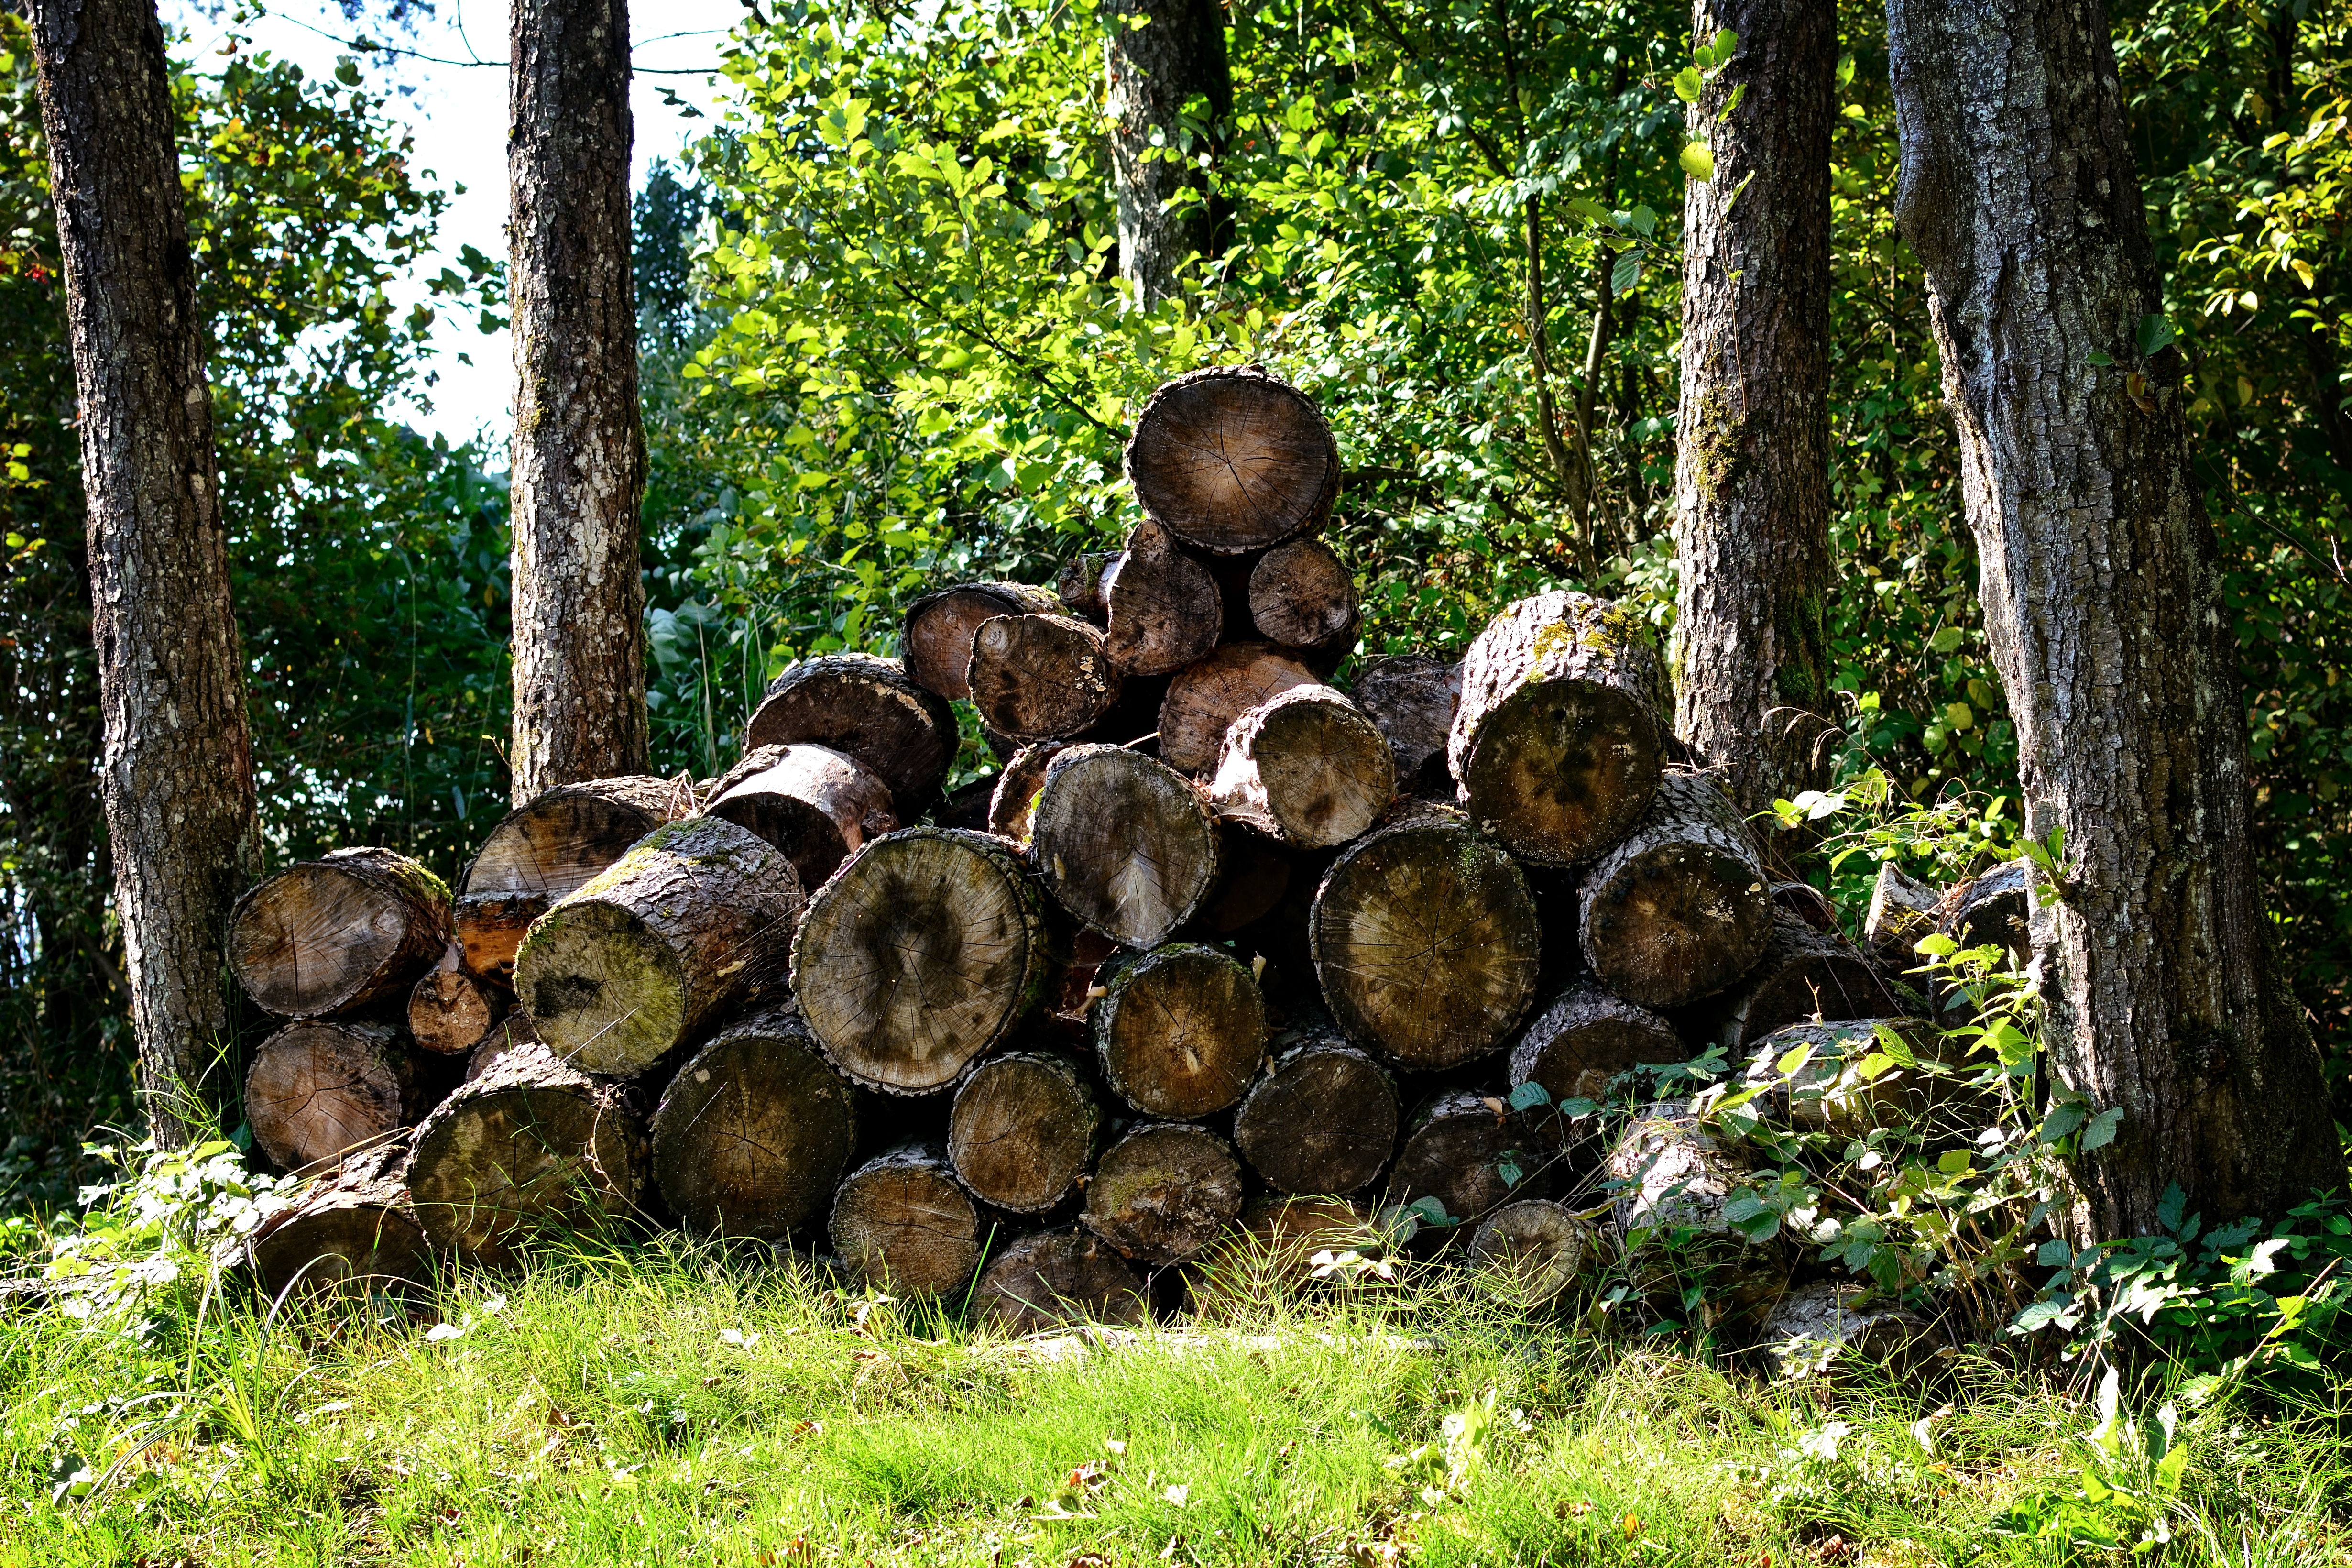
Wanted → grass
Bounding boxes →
[4,1234,2350,1567]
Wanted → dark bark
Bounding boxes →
[454,775,684,986]
[1509,978,1685,1105]
[1103,0,1231,305]
[1351,655,1461,798]
[29,0,262,1141]
[1888,0,2343,1227]
[1388,1089,1557,1225]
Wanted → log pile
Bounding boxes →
[228,365,1976,1350]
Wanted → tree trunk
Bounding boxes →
[1509,978,1685,1106]
[1103,0,1230,305]
[902,580,1063,700]
[948,1051,1100,1214]
[229,848,453,1020]
[514,815,805,1076]
[1468,1198,1595,1304]
[28,0,262,1143]
[1700,908,1915,1054]
[410,944,505,1056]
[507,0,646,799]
[1158,642,1320,772]
[1094,943,1267,1117]
[1083,1121,1245,1265]
[1125,367,1339,555]
[965,613,1125,741]
[1247,537,1357,650]
[1208,684,1395,848]
[1351,655,1461,798]
[746,653,957,815]
[1231,1030,1399,1195]
[1388,1089,1557,1226]
[975,1228,1149,1334]
[648,1007,859,1239]
[1887,0,2344,1228]
[828,1142,985,1294]
[244,1019,439,1173]
[705,743,898,892]
[1670,0,1838,815]
[235,1136,430,1303]
[1577,772,1772,1009]
[1101,519,1224,676]
[454,775,682,986]
[1030,744,1222,947]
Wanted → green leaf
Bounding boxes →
[1720,83,1746,118]
[1680,142,1716,181]
[1610,252,1641,296]
[2136,312,2177,357]
[1774,1042,1816,1079]
[1673,66,1705,103]
[2086,350,2115,366]
[1507,1079,1551,1111]
[1928,625,1965,653]
[2081,1106,2124,1151]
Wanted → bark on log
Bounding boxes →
[1057,551,1116,622]
[1310,816,1542,1068]
[987,742,1070,843]
[1941,859,2033,973]
[649,1008,859,1239]
[1468,1198,1596,1304]
[1208,684,1394,848]
[246,1020,439,1173]
[404,1036,645,1267]
[965,614,1124,741]
[1232,1032,1399,1195]
[1101,519,1223,676]
[1449,591,1671,866]
[410,944,504,1056]
[514,815,806,1076]
[828,1142,984,1294]
[705,743,898,893]
[1703,910,1916,1053]
[1739,1017,1959,1133]
[1578,772,1772,1009]
[238,1137,431,1302]
[1158,642,1320,772]
[790,827,1055,1094]
[1509,979,1686,1106]
[1083,1122,1245,1265]
[1864,861,1942,969]
[456,775,682,986]
[975,1228,1149,1335]
[1104,0,1230,305]
[903,581,1063,700]
[1094,943,1267,1117]
[1604,1100,1786,1320]
[230,848,452,1020]
[1757,1281,1933,1380]
[1388,1090,1558,1225]
[948,1051,1100,1214]
[746,653,957,814]
[1248,537,1357,650]
[466,1013,541,1083]
[1030,745,1221,947]
[1126,367,1338,555]
[1351,655,1461,798]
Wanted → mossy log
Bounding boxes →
[455,775,683,986]
[1094,943,1267,1118]
[1083,1122,1246,1266]
[1509,978,1686,1105]
[705,743,898,892]
[1703,910,1916,1053]
[948,1051,1100,1214]
[246,1019,441,1173]
[986,741,1070,844]
[237,1136,431,1302]
[649,1008,859,1239]
[514,816,805,1077]
[1351,655,1461,798]
[1157,642,1320,773]
[1467,1198,1597,1304]
[230,847,453,1018]
[1232,1029,1399,1195]
[790,828,1055,1094]
[410,943,504,1056]
[1578,772,1773,1009]
[903,580,1063,700]
[1864,861,1943,969]
[746,653,957,813]
[1448,591,1671,866]
[975,1228,1150,1334]
[1124,365,1340,556]
[828,1143,984,1294]
[1101,519,1223,676]
[966,613,1124,741]
[1208,684,1394,849]
[1388,1089,1558,1225]
[1030,745,1221,948]
[1247,537,1357,650]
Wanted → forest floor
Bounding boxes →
[4,1238,2349,1567]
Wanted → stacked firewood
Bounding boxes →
[228,366,2006,1340]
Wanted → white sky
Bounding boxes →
[161,0,747,450]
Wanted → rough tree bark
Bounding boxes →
[1670,0,1838,814]
[1103,0,1230,306]
[508,0,647,799]
[29,0,262,1143]
[1886,0,2344,1229]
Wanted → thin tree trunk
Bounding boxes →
[508,0,647,800]
[1670,0,1837,815]
[1887,0,2345,1230]
[29,0,261,1144]
[1104,0,1231,306]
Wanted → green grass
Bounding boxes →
[3,1236,2348,1566]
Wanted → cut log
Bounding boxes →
[649,1008,859,1239]
[937,770,1000,833]
[466,1012,541,1083]
[975,1228,1149,1335]
[1125,365,1340,556]
[1448,591,1671,866]
[745,653,957,813]
[1231,1031,1399,1195]
[1578,772,1773,1010]
[409,943,504,1056]
[455,775,683,986]
[1351,655,1461,797]
[1056,551,1117,622]
[790,827,1055,1094]
[986,741,1070,843]
[1208,683,1394,848]
[1231,1194,1375,1270]
[966,613,1123,740]
[1509,979,1686,1105]
[1387,1089,1558,1225]
[1739,1017,1958,1132]
[404,1035,646,1267]
[246,1019,440,1173]
[237,1137,431,1302]
[948,1051,1100,1214]
[1757,1282,1934,1380]
[1029,745,1221,948]
[1604,1101,1787,1319]
[1942,858,2034,972]
[903,580,1063,700]
[705,743,898,892]
[1191,823,1291,935]
[1101,519,1223,676]
[1704,910,1916,1053]
[515,816,806,1076]
[1157,642,1320,772]
[1310,816,1542,1068]
[1083,1122,1245,1266]
[230,847,453,1018]
[1247,537,1357,649]
[1468,1199,1596,1304]
[828,1143,984,1294]
[1094,943,1267,1117]
[1864,861,1943,969]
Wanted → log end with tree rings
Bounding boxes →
[965,613,1124,740]
[1029,745,1221,948]
[1351,655,1462,798]
[1467,1198,1595,1304]
[790,827,1053,1094]
[1387,1089,1557,1228]
[1247,537,1357,649]
[987,741,1070,844]
[230,846,453,1018]
[975,1228,1149,1335]
[403,1037,646,1268]
[1864,861,1943,969]
[1508,978,1685,1106]
[1706,909,1915,1053]
[1309,818,1542,1069]
[745,652,957,813]
[1157,642,1321,773]
[1056,550,1117,622]
[1209,684,1395,848]
[516,816,806,1078]
[246,1019,437,1173]
[948,1051,1100,1213]
[1448,591,1670,867]
[1232,1033,1399,1194]
[1603,1098,1751,1239]
[828,1143,983,1294]
[455,775,684,985]
[239,1137,431,1303]
[1094,943,1267,1118]
[1578,772,1774,1010]
[1083,1122,1246,1265]
[1124,365,1340,556]
[704,743,899,893]
[409,943,503,1056]
[902,581,1062,700]
[1101,519,1223,676]
[649,1008,859,1239]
